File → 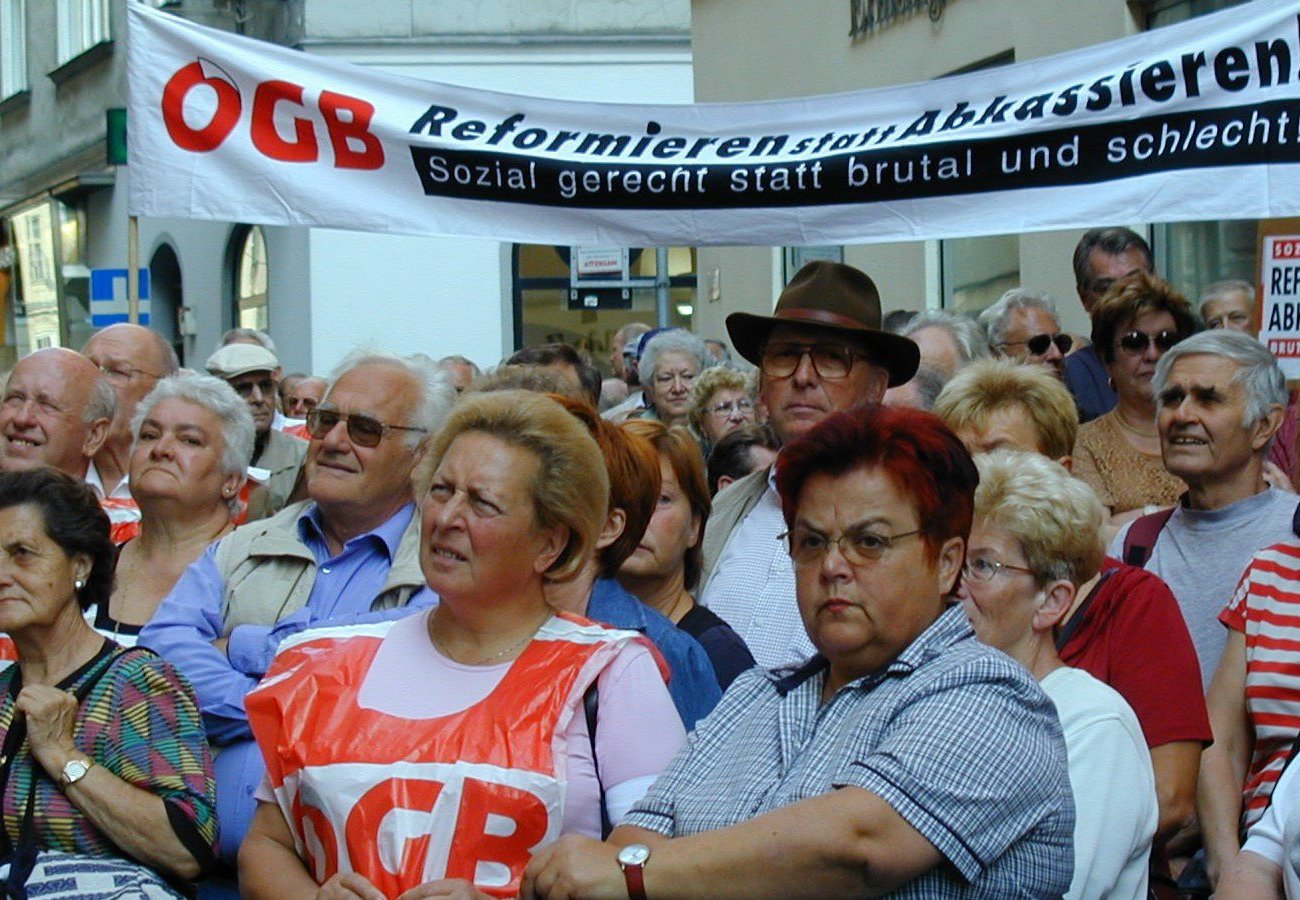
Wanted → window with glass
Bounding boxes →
[1146,0,1257,304]
[941,233,1020,314]
[1144,0,1249,28]
[55,0,109,66]
[233,226,269,331]
[0,0,27,98]
[512,245,697,375]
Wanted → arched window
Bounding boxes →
[233,225,268,330]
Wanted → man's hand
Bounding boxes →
[15,684,80,778]
[315,872,385,900]
[522,835,627,899]
[397,878,495,899]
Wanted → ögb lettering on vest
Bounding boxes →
[283,761,560,895]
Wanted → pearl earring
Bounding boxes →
[74,579,84,591]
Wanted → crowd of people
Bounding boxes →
[0,227,1299,897]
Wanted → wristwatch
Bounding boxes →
[617,843,651,900]
[59,757,94,786]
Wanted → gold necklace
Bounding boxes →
[429,612,550,666]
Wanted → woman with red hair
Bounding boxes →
[526,404,1076,898]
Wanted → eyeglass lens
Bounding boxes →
[307,409,385,447]
[1118,330,1181,354]
[1024,333,1073,355]
[761,344,854,379]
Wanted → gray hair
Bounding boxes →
[84,376,117,426]
[329,349,456,448]
[1153,330,1287,428]
[220,328,276,354]
[638,329,710,388]
[898,310,989,366]
[131,374,255,512]
[1199,280,1256,320]
[978,289,1060,350]
[903,365,949,411]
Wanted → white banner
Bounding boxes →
[129,0,1300,246]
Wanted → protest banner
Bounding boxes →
[129,0,1300,247]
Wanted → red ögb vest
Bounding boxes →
[247,613,639,898]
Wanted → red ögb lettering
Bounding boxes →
[160,61,385,170]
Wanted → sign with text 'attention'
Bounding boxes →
[129,0,1300,246]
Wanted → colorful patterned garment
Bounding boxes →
[0,642,217,875]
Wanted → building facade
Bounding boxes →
[689,0,1256,341]
[0,0,693,375]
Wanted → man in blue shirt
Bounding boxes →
[141,351,454,861]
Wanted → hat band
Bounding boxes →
[775,307,875,331]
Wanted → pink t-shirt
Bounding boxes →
[257,610,685,838]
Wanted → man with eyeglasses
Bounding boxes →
[697,260,919,668]
[979,288,1072,378]
[82,324,179,497]
[142,351,455,864]
[206,343,308,520]
[1065,227,1156,422]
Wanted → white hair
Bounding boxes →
[1153,330,1287,429]
[131,374,255,512]
[637,329,710,387]
[328,349,456,447]
[899,310,989,365]
[978,289,1060,350]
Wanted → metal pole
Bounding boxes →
[127,215,140,324]
[655,246,670,327]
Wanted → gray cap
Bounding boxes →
[205,343,278,379]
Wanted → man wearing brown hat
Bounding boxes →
[698,261,919,669]
[206,343,307,519]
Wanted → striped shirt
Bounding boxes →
[624,605,1075,896]
[1221,540,1300,828]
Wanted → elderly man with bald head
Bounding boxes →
[82,324,179,497]
[0,348,115,479]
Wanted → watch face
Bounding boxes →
[63,760,89,781]
[618,844,651,866]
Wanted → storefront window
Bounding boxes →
[512,245,697,375]
[1156,219,1258,307]
[941,233,1020,314]
[8,202,61,356]
[234,226,269,331]
[56,200,91,353]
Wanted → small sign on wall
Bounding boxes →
[90,269,151,327]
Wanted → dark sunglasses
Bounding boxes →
[1117,329,1181,355]
[306,408,428,448]
[1004,333,1073,356]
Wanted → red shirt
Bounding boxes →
[1059,557,1212,749]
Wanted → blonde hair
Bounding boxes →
[415,391,609,582]
[933,359,1078,460]
[973,450,1105,587]
[687,366,751,435]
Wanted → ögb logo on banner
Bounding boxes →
[160,58,385,169]
[283,760,562,897]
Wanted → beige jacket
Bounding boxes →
[215,500,426,633]
[698,464,772,597]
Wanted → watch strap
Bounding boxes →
[622,860,646,900]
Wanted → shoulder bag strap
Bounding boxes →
[1122,507,1177,568]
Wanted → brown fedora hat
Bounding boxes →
[726,261,920,387]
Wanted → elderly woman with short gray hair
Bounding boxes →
[635,329,710,428]
[92,374,254,645]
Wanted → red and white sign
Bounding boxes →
[1261,235,1300,376]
